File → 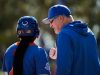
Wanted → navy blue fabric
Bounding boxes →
[56,21,100,75]
[16,16,39,37]
[2,43,50,75]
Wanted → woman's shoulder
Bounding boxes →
[4,42,18,57]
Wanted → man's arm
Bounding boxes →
[56,32,73,75]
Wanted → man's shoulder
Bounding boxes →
[59,27,74,37]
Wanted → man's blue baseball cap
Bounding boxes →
[42,4,71,24]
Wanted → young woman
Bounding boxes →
[2,16,50,75]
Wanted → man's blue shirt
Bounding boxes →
[56,21,100,75]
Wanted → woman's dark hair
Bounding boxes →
[13,36,36,75]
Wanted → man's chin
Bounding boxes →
[54,31,59,34]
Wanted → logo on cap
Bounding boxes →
[22,21,28,26]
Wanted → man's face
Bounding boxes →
[49,16,63,34]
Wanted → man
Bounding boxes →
[42,4,100,75]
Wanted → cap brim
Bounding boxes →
[42,18,50,24]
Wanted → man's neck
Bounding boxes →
[63,16,74,25]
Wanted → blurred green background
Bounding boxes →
[0,0,100,75]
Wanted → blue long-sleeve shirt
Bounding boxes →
[56,21,100,75]
[2,42,50,75]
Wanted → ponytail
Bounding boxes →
[13,37,35,75]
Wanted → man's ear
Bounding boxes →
[58,15,64,23]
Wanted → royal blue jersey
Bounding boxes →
[56,21,100,75]
[2,42,50,75]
